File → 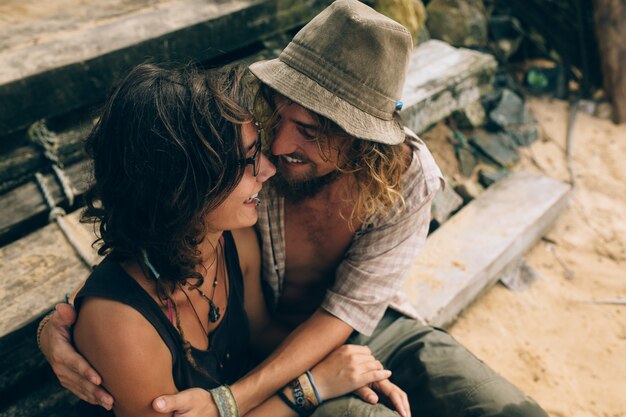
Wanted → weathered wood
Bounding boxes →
[404,171,571,327]
[0,159,92,246]
[0,146,44,194]
[400,40,497,134]
[0,120,93,193]
[0,210,99,406]
[593,0,626,123]
[0,373,79,417]
[0,0,334,136]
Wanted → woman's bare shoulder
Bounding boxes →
[74,298,176,417]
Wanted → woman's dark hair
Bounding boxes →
[83,63,252,296]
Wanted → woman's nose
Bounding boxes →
[257,152,276,182]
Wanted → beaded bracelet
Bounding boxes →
[209,385,239,417]
[36,312,55,350]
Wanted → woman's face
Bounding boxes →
[205,121,275,232]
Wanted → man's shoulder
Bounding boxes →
[402,127,444,201]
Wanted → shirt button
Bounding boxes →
[225,353,230,360]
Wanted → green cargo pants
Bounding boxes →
[312,310,548,417]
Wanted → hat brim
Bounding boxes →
[250,58,405,145]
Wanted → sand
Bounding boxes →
[447,98,626,417]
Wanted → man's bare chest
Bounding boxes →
[283,201,357,286]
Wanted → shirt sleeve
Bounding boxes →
[320,136,443,335]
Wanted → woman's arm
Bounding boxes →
[74,297,177,417]
[152,344,392,417]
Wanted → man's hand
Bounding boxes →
[153,388,217,417]
[355,379,410,417]
[40,303,113,410]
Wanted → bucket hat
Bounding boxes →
[249,0,412,145]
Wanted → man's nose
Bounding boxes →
[270,126,298,156]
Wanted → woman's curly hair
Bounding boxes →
[82,63,253,297]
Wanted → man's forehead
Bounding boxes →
[275,94,320,127]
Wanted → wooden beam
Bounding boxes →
[403,171,571,328]
[0,0,334,136]
[400,40,497,134]
[593,0,626,123]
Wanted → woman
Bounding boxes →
[71,63,391,417]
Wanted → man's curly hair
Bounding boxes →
[254,84,409,229]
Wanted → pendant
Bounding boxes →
[209,300,221,323]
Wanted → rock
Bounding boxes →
[431,182,464,224]
[455,146,477,177]
[453,179,483,203]
[478,168,509,187]
[489,89,539,146]
[452,100,486,129]
[594,101,613,120]
[375,0,428,44]
[488,15,524,59]
[577,99,597,115]
[426,0,488,48]
[470,132,520,168]
[499,258,540,292]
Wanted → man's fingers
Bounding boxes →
[153,394,180,414]
[55,303,77,325]
[354,386,378,404]
[152,388,212,414]
[374,379,410,417]
[389,391,409,417]
[57,369,113,409]
[73,355,102,385]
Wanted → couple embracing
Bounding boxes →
[38,1,547,416]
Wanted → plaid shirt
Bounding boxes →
[256,129,443,335]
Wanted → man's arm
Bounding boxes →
[39,303,114,409]
[235,308,353,413]
[230,227,356,415]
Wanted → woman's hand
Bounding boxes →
[40,303,113,409]
[309,345,391,401]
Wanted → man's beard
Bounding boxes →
[269,154,340,201]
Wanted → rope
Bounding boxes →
[28,119,77,206]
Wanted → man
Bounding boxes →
[39,1,548,416]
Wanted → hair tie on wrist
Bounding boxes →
[305,371,323,404]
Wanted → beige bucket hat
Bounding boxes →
[249,0,413,145]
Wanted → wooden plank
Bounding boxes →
[0,210,96,338]
[0,209,100,402]
[403,171,571,327]
[0,159,92,246]
[593,0,626,122]
[0,0,334,136]
[400,40,497,134]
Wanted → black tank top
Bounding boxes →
[74,231,250,416]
